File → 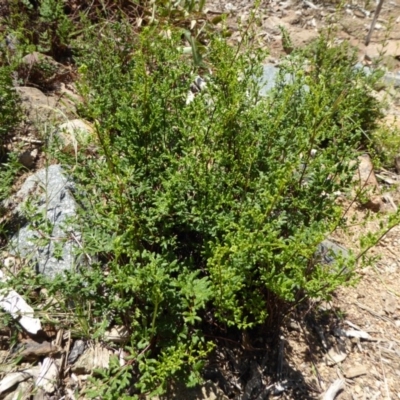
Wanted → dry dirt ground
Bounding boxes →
[201,0,400,398]
[206,0,400,67]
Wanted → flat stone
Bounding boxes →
[16,86,76,124]
[104,326,129,343]
[0,371,34,396]
[258,64,311,97]
[364,40,400,61]
[357,154,378,188]
[382,71,400,89]
[353,63,373,77]
[325,345,348,366]
[344,365,368,379]
[259,63,398,104]
[36,357,58,393]
[258,64,296,96]
[54,119,95,153]
[258,64,280,95]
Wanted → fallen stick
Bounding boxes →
[365,0,385,46]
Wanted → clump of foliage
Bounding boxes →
[3,0,209,61]
[0,64,21,147]
[373,120,400,168]
[299,37,384,140]
[0,153,22,204]
[0,28,21,248]
[4,0,74,58]
[39,22,385,398]
[0,48,23,203]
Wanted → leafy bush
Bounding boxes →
[0,58,23,204]
[370,116,400,168]
[3,0,210,61]
[52,24,384,397]
[4,0,74,58]
[0,64,21,146]
[0,152,23,204]
[0,39,22,238]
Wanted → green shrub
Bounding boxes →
[4,0,74,58]
[53,24,384,397]
[4,0,209,61]
[0,64,21,145]
[370,117,400,168]
[0,60,23,205]
[0,152,23,204]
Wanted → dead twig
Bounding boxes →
[365,0,385,45]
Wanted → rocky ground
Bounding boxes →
[1,0,400,399]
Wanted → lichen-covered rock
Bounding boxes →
[9,165,80,278]
[316,239,349,266]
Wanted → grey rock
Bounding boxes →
[382,71,400,88]
[67,340,86,364]
[315,239,349,266]
[242,360,265,400]
[354,62,373,77]
[258,64,280,96]
[261,63,400,101]
[354,63,400,88]
[259,63,399,100]
[9,165,80,278]
[258,64,308,96]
